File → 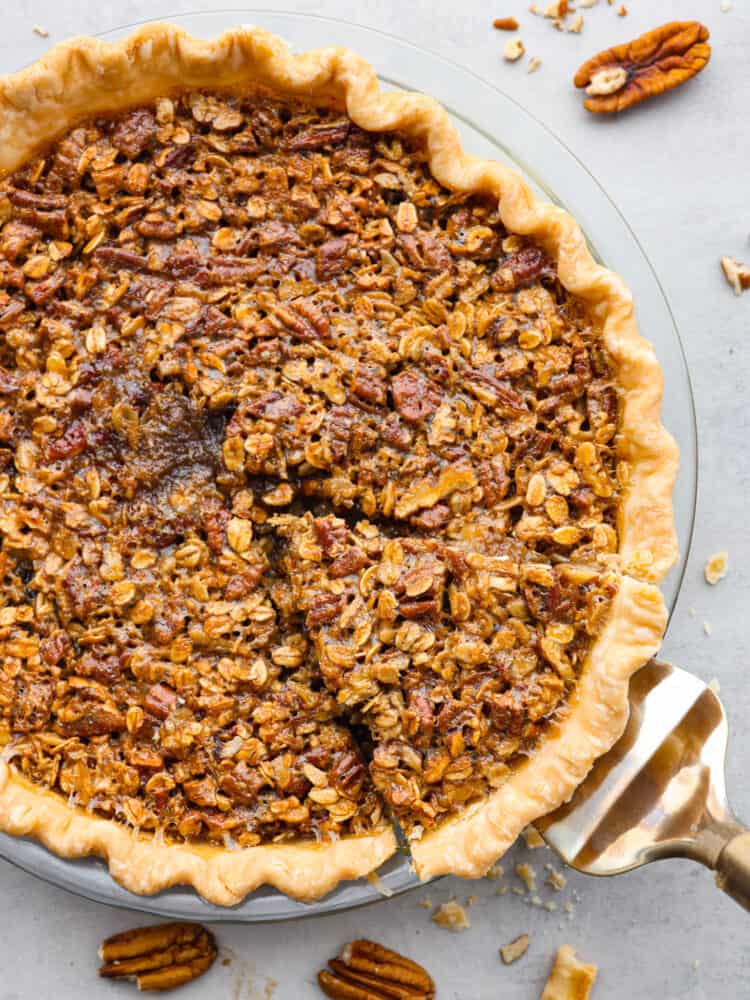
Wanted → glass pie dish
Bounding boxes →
[0,9,696,922]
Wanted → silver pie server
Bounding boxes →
[535,659,750,911]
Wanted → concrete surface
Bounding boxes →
[0,1,748,997]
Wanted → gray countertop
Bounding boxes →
[1,2,748,997]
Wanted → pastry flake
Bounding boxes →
[540,945,597,1000]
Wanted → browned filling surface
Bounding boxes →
[0,89,622,848]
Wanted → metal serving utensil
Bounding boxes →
[535,659,750,911]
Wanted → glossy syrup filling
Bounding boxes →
[0,89,621,846]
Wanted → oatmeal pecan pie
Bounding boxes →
[0,24,677,903]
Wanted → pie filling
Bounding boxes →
[0,89,622,848]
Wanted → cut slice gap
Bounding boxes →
[276,510,619,844]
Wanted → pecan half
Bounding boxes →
[574,21,711,113]
[318,939,435,999]
[98,922,217,992]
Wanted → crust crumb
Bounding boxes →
[432,901,470,931]
[546,868,568,891]
[541,945,598,1000]
[515,862,537,892]
[500,933,530,965]
[32,24,49,37]
[528,56,543,73]
[494,17,520,30]
[521,826,545,849]
[704,551,728,585]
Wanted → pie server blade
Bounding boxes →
[534,659,750,911]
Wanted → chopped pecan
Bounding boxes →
[287,121,351,151]
[12,679,54,732]
[391,369,442,424]
[0,220,40,260]
[329,547,369,578]
[492,246,556,291]
[111,109,158,159]
[46,420,89,462]
[399,231,452,271]
[99,922,217,992]
[273,298,330,341]
[93,245,149,271]
[60,703,126,737]
[307,592,345,627]
[144,683,177,720]
[380,413,413,451]
[574,21,711,113]
[39,630,71,666]
[319,939,435,1000]
[246,391,304,422]
[317,234,357,280]
[352,365,387,407]
[409,504,451,531]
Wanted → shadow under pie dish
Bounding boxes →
[0,23,678,905]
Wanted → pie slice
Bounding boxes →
[0,24,677,903]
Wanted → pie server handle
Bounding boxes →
[715,829,750,912]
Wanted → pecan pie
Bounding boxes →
[0,25,677,903]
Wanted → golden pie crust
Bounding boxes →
[0,23,677,903]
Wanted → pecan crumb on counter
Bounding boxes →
[504,37,526,61]
[721,256,750,295]
[501,933,530,965]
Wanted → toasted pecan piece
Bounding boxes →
[500,933,530,965]
[721,256,750,296]
[493,17,519,30]
[574,21,710,113]
[318,939,435,999]
[98,922,217,991]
